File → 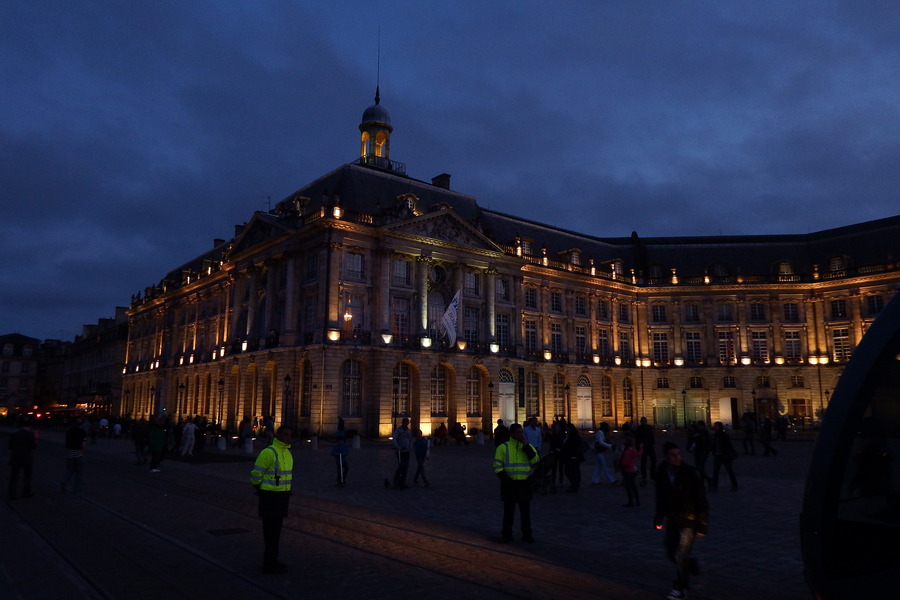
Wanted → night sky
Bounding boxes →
[3,1,900,341]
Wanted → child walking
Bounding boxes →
[620,436,643,507]
[412,429,430,487]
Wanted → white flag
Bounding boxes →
[441,288,461,346]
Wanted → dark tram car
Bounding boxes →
[801,294,900,598]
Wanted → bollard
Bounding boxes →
[217,436,226,451]
[311,435,318,450]
[352,434,361,449]
[243,436,254,454]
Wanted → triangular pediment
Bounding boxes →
[383,209,502,252]
[230,214,292,257]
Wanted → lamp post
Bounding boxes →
[488,381,494,438]
[283,374,292,432]
[149,386,156,418]
[564,383,571,424]
[217,379,225,428]
[681,388,688,429]
[178,382,186,417]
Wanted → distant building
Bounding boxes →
[0,333,42,417]
[122,91,900,437]
[60,308,129,415]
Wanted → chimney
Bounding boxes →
[432,173,451,189]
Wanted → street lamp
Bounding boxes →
[565,383,571,423]
[488,381,494,434]
[283,374,292,432]
[681,388,688,429]
[178,383,186,417]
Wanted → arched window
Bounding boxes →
[526,372,540,417]
[466,367,481,417]
[623,378,634,417]
[393,363,411,417]
[341,360,362,417]
[431,364,447,416]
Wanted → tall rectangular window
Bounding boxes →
[524,320,537,352]
[526,372,540,417]
[392,259,411,285]
[344,252,365,280]
[684,303,701,323]
[598,329,611,358]
[619,331,632,361]
[597,300,610,321]
[464,272,480,296]
[618,303,630,323]
[652,332,669,364]
[391,297,410,339]
[783,302,800,322]
[718,331,735,364]
[463,306,479,344]
[575,296,587,316]
[575,325,587,355]
[832,328,851,362]
[550,322,563,354]
[550,292,563,313]
[749,302,766,322]
[685,331,702,364]
[341,360,362,417]
[867,294,885,316]
[496,278,510,302]
[784,330,801,359]
[525,287,538,309]
[751,331,768,362]
[717,303,734,322]
[431,365,447,416]
[466,369,481,416]
[601,377,612,417]
[496,314,510,348]
[651,304,667,323]
[830,299,848,320]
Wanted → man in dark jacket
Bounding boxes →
[8,417,37,500]
[654,441,708,600]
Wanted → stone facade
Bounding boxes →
[121,95,900,437]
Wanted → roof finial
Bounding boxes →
[375,26,381,105]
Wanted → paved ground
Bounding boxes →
[1,424,815,600]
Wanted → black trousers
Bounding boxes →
[8,461,33,499]
[393,450,410,487]
[262,517,284,567]
[501,498,532,539]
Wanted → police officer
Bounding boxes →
[493,422,540,543]
[250,425,294,574]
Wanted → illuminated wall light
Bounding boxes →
[671,268,679,285]
[489,342,500,353]
[819,356,829,365]
[741,356,751,365]
[327,329,341,342]
[381,332,393,344]
[673,357,684,366]
[179,356,184,365]
[774,356,784,365]
[456,340,467,351]
[543,350,552,361]
[614,356,622,365]
[241,341,248,352]
[808,356,819,365]
[593,354,600,364]
[212,350,217,360]
[189,355,194,364]
[421,336,432,348]
[333,205,343,219]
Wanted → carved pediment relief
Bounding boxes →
[383,210,501,252]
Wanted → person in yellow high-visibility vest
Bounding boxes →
[493,422,540,543]
[250,425,294,574]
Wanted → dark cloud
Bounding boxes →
[2,1,899,340]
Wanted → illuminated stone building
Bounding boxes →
[122,92,900,437]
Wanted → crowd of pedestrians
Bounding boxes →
[6,409,790,598]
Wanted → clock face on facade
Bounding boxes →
[430,264,446,284]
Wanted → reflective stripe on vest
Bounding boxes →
[250,445,293,492]
[493,441,535,480]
